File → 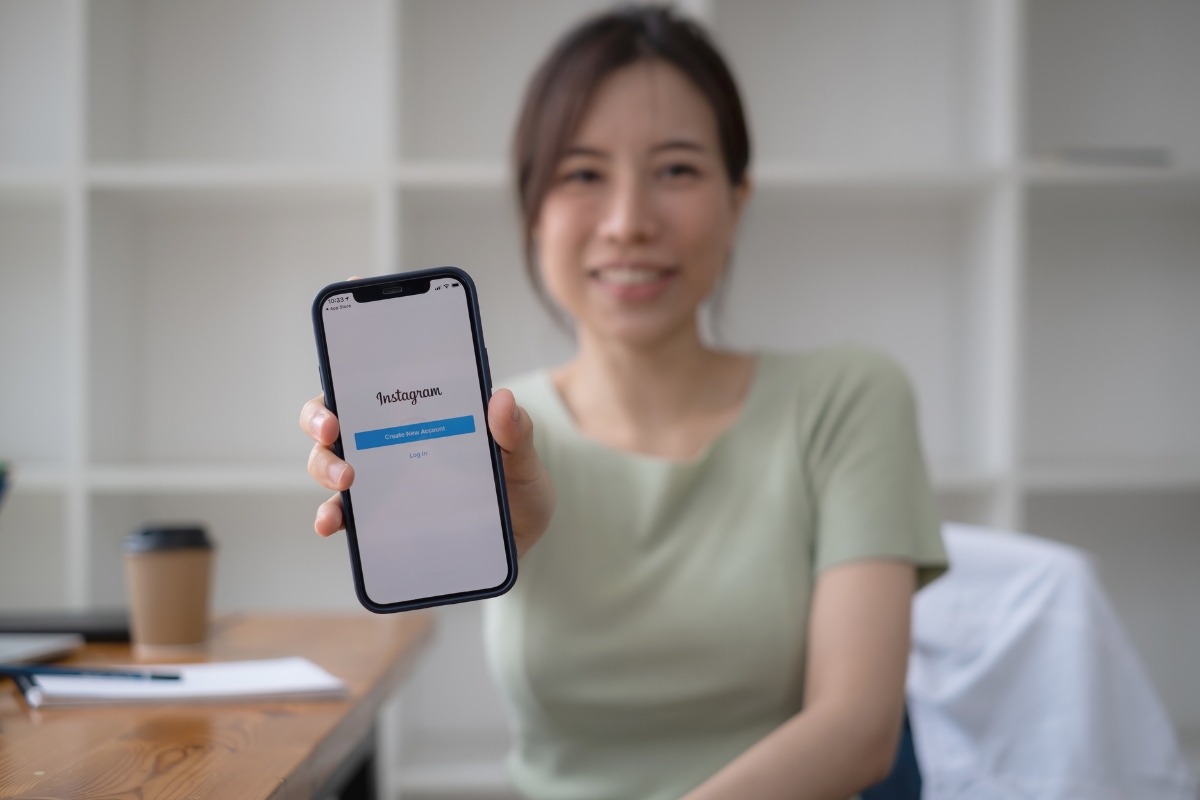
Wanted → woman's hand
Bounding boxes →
[299,388,555,558]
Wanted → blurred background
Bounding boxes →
[0,0,1197,796]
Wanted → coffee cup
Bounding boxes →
[123,525,214,657]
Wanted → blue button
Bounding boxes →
[354,415,476,450]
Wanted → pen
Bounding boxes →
[11,673,45,708]
[0,664,182,681]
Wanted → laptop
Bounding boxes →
[0,633,84,663]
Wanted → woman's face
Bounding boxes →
[535,60,749,347]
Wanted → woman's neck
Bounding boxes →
[552,320,755,459]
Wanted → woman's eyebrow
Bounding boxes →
[562,145,609,159]
[651,138,705,154]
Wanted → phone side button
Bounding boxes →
[483,347,493,392]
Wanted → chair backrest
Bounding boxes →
[861,711,922,800]
[905,523,1197,799]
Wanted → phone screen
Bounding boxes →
[319,278,510,607]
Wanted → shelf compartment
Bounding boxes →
[398,0,608,160]
[1024,186,1200,468]
[0,196,68,464]
[88,462,319,494]
[88,189,373,463]
[1026,0,1200,170]
[712,0,999,167]
[0,0,72,166]
[89,492,359,611]
[721,189,997,475]
[399,188,575,383]
[0,490,68,610]
[87,0,387,164]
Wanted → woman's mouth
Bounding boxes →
[588,264,678,300]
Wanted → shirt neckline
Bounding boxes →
[535,353,771,468]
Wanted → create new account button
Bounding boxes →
[354,415,476,450]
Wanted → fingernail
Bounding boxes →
[312,410,329,433]
[510,404,520,423]
[330,462,347,485]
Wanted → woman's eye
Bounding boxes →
[659,163,700,180]
[562,168,602,184]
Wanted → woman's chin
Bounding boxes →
[585,310,695,350]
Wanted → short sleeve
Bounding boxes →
[806,351,947,588]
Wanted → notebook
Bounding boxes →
[20,657,348,708]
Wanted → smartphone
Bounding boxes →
[311,268,516,613]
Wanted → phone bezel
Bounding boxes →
[311,267,517,613]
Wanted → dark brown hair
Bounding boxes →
[512,4,751,315]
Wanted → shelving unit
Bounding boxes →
[1,0,1197,792]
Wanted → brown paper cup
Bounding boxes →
[123,526,213,658]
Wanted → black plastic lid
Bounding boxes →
[124,525,213,553]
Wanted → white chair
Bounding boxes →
[907,524,1198,800]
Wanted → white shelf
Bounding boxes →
[0,167,67,195]
[1024,459,1200,493]
[4,462,69,492]
[1024,161,1200,188]
[87,164,378,193]
[752,162,1000,194]
[0,0,1198,774]
[87,463,319,494]
[396,161,507,190]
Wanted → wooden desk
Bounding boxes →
[0,613,432,800]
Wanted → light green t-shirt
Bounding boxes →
[483,348,947,800]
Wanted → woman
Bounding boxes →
[301,7,946,799]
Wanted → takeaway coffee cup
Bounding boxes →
[123,525,214,656]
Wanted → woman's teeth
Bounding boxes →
[594,267,669,286]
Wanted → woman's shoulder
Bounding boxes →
[759,346,914,403]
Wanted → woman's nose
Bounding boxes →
[598,173,658,245]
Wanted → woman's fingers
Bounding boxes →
[487,390,541,482]
[487,389,556,558]
[308,441,355,491]
[307,277,360,539]
[300,395,340,446]
[315,493,345,536]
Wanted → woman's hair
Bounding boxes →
[512,4,751,316]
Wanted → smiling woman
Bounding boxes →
[300,5,946,800]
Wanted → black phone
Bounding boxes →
[311,268,516,613]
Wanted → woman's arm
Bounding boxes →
[682,560,915,800]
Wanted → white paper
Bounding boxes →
[29,656,347,707]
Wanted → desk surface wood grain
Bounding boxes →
[0,612,432,800]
